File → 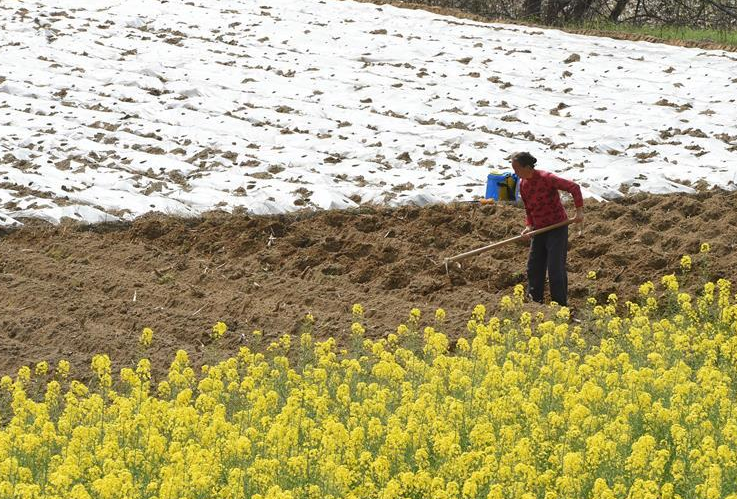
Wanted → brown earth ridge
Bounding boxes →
[1,189,736,378]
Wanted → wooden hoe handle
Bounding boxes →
[444,219,573,266]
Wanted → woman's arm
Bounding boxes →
[549,174,583,208]
[549,172,584,223]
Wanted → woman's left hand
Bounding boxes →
[572,207,584,224]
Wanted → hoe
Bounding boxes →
[443,219,574,275]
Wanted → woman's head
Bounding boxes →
[511,152,537,178]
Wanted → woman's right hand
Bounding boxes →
[521,226,533,241]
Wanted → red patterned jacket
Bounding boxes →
[520,170,583,229]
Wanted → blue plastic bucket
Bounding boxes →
[485,172,519,201]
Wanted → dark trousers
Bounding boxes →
[527,225,568,306]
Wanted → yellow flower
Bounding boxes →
[352,303,364,317]
[351,322,365,337]
[556,307,571,321]
[410,308,421,321]
[514,283,525,297]
[17,365,31,384]
[435,308,446,322]
[1,275,735,499]
[587,271,597,280]
[0,375,12,391]
[35,361,49,376]
[157,380,171,398]
[639,281,655,297]
[136,358,151,380]
[70,484,93,499]
[139,327,153,348]
[211,321,228,340]
[56,359,71,379]
[662,274,679,292]
[500,295,514,312]
[701,242,711,253]
[91,354,112,388]
[680,255,692,272]
[563,452,583,475]
[472,304,485,321]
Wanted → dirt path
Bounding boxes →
[1,190,736,378]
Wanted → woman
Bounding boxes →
[511,152,584,307]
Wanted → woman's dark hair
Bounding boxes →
[512,152,537,168]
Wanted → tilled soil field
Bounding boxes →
[1,189,736,377]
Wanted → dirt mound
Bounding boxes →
[1,190,736,377]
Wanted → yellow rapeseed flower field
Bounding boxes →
[2,271,737,499]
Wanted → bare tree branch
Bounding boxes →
[610,0,631,21]
[395,0,736,30]
[570,0,597,21]
[523,0,544,18]
[706,0,737,19]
